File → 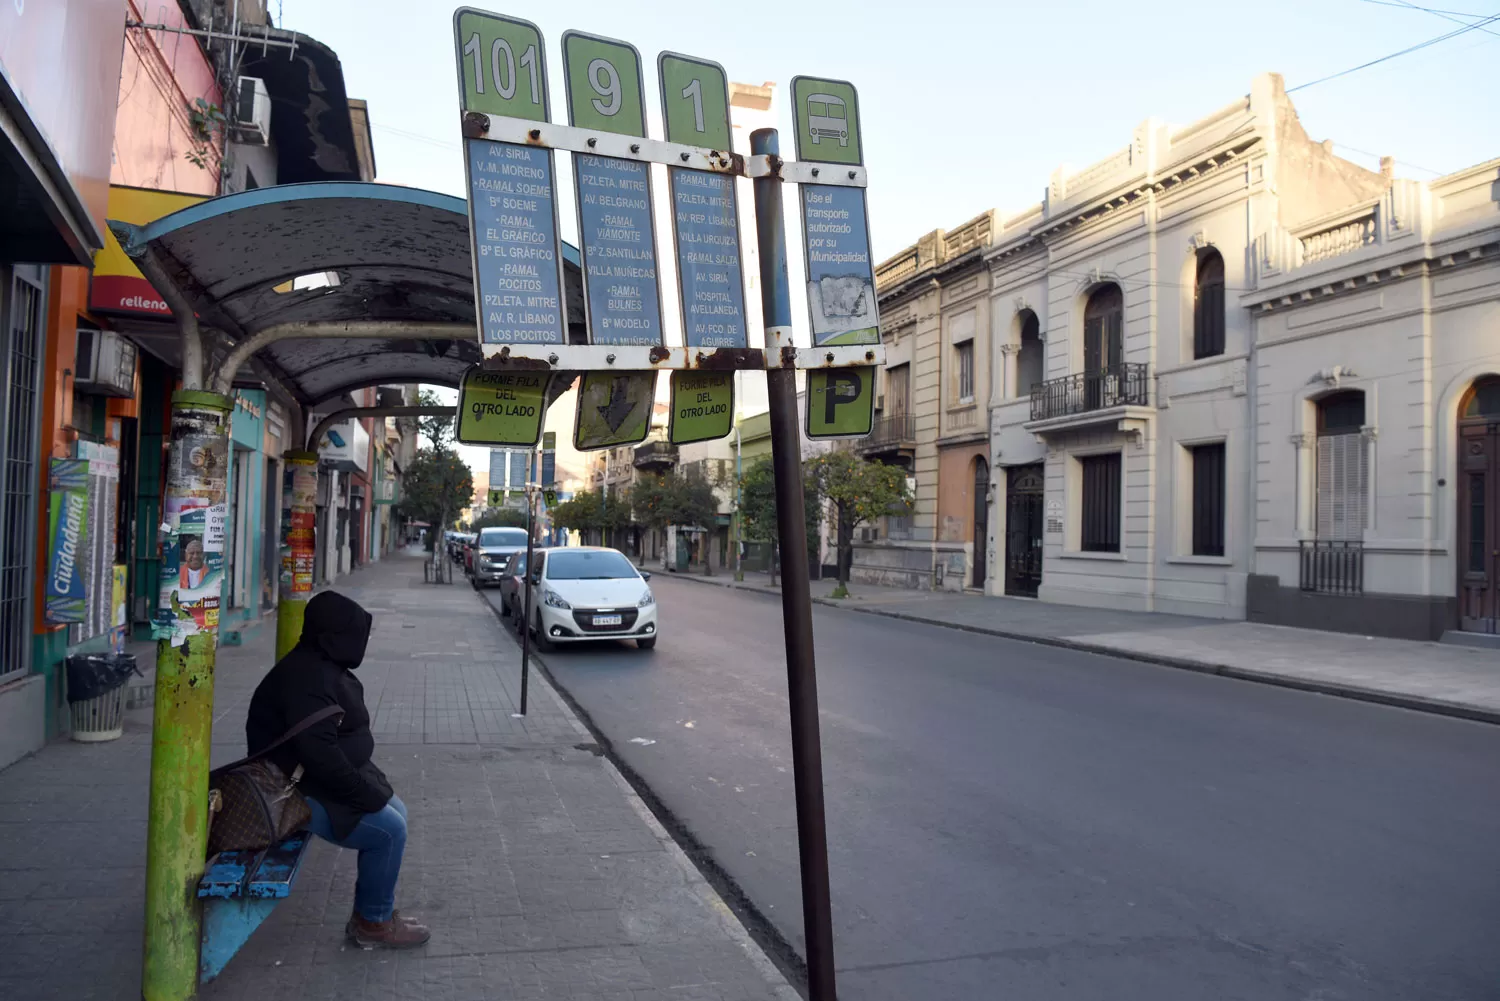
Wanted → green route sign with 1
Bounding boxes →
[456,368,550,446]
[659,53,749,351]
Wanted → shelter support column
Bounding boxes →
[276,450,319,660]
[142,390,232,1001]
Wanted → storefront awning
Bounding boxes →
[109,181,583,406]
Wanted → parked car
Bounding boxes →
[498,550,538,619]
[527,547,656,651]
[469,527,529,588]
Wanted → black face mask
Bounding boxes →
[297,590,373,669]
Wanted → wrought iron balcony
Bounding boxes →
[1300,540,1363,594]
[1029,363,1151,422]
[857,414,917,455]
[633,439,678,471]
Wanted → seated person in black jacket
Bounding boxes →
[246,590,430,949]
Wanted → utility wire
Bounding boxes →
[1288,10,1500,91]
[1355,0,1500,36]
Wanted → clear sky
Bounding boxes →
[276,0,1496,486]
[278,0,1497,260]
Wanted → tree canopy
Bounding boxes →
[417,388,455,450]
[805,450,912,587]
[397,447,473,546]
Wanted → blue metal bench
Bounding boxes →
[196,832,313,984]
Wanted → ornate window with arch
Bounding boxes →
[1193,249,1225,359]
[1315,390,1367,540]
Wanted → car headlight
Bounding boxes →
[543,589,571,609]
[637,590,655,607]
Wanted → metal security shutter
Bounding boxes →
[1080,453,1122,553]
[1316,432,1367,541]
[0,267,45,680]
[1191,442,1226,556]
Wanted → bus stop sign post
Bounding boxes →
[451,14,876,996]
[753,125,839,1001]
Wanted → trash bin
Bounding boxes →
[65,653,137,743]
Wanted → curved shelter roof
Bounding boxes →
[111,181,583,406]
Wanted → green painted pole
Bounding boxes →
[276,450,319,660]
[142,390,232,1000]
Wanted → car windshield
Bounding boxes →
[479,528,527,547]
[544,550,639,580]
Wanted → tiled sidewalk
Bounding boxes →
[0,550,795,1001]
[676,569,1500,723]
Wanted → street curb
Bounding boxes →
[668,572,1500,728]
[472,587,804,1001]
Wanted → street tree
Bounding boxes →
[669,470,721,575]
[806,450,912,597]
[397,447,473,552]
[739,457,821,586]
[417,387,455,450]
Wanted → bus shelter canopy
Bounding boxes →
[111,181,583,406]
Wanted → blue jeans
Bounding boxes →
[305,795,407,923]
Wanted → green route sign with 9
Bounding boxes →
[791,76,862,165]
[453,9,548,121]
[658,53,730,149]
[805,367,876,439]
[561,30,646,136]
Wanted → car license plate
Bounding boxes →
[592,614,622,627]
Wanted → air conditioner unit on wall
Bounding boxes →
[74,329,136,398]
[232,77,272,146]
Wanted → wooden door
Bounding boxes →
[1004,465,1044,597]
[972,458,989,589]
[1458,422,1500,632]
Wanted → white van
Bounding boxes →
[806,93,849,147]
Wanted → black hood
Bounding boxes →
[298,590,373,669]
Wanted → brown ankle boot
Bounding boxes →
[346,911,431,950]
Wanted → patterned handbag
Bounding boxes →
[206,705,343,857]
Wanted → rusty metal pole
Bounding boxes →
[751,126,838,1001]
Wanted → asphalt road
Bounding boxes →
[479,574,1500,1001]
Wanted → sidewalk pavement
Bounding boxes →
[0,549,797,1001]
[673,567,1500,724]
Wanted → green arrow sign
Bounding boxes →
[575,371,655,450]
[669,372,734,445]
[453,9,549,121]
[456,368,551,446]
[805,367,876,439]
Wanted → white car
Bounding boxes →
[527,547,657,651]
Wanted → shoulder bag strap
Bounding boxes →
[212,704,344,778]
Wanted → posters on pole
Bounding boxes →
[542,431,556,487]
[563,31,666,347]
[156,405,229,647]
[283,459,317,601]
[44,459,89,624]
